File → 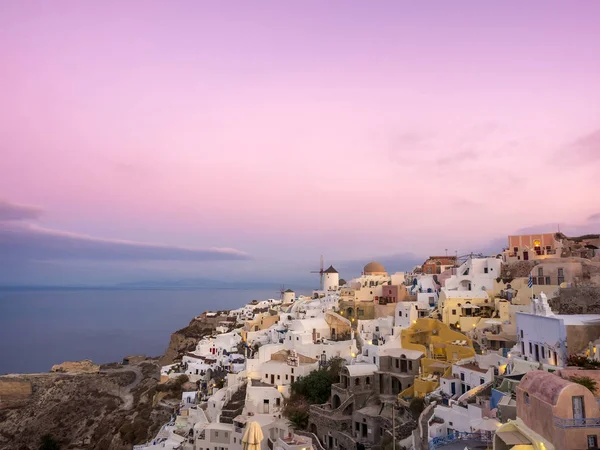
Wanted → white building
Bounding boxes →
[440,361,494,397]
[260,349,319,391]
[323,266,340,291]
[444,256,502,292]
[395,299,431,328]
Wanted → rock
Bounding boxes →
[50,359,100,374]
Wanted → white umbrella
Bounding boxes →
[242,421,264,450]
[469,417,501,431]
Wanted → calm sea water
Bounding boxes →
[0,288,275,374]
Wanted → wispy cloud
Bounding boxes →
[588,212,600,222]
[0,222,250,262]
[564,128,600,165]
[0,199,43,221]
[0,197,250,263]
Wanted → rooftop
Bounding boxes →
[455,363,489,374]
[345,363,378,377]
[519,370,572,406]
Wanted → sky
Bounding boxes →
[1,1,600,286]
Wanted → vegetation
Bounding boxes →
[409,397,426,419]
[567,355,600,369]
[39,434,60,450]
[283,357,345,429]
[570,375,598,393]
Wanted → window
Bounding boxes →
[558,268,565,285]
[484,267,488,274]
[277,375,280,380]
[215,432,219,437]
[587,435,597,449]
[541,347,545,359]
[529,342,532,354]
[538,277,544,285]
[398,311,402,317]
[449,421,453,426]
[291,368,294,374]
[224,432,229,438]
[395,359,399,368]
[285,374,288,380]
[409,361,413,371]
[265,374,268,378]
[520,330,524,339]
[538,268,543,276]
[460,372,465,381]
[525,392,530,405]
[366,377,370,385]
[480,378,485,385]
[373,357,376,364]
[452,309,456,315]
[546,276,551,285]
[532,277,537,285]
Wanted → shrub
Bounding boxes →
[409,397,425,419]
[39,434,60,450]
[570,375,598,393]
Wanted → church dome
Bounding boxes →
[363,261,387,275]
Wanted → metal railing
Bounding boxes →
[554,416,600,428]
[429,432,490,449]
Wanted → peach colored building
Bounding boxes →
[508,371,600,450]
[507,233,560,261]
[379,284,414,304]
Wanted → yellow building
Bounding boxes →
[399,318,475,400]
[240,312,280,341]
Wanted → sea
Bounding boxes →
[0,287,277,374]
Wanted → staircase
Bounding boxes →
[219,384,247,424]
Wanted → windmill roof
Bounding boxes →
[284,289,294,293]
[324,265,338,274]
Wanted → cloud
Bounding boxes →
[588,212,600,223]
[564,128,600,165]
[0,199,43,221]
[435,150,479,166]
[0,222,250,262]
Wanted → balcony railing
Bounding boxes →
[554,416,600,428]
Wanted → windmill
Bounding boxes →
[310,255,324,290]
[277,285,286,300]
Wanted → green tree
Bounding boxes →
[570,375,598,394]
[39,434,60,450]
[409,397,425,419]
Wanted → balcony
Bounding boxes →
[553,416,600,428]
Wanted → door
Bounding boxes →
[523,251,529,261]
[271,374,275,384]
[535,344,540,362]
[263,399,269,414]
[573,396,585,424]
[451,382,456,395]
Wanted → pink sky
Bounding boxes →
[1,1,600,284]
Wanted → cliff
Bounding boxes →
[0,312,233,449]
[159,312,235,366]
[0,359,174,450]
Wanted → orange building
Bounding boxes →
[507,233,560,261]
[421,256,456,275]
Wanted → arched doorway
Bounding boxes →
[346,307,354,317]
[332,394,341,409]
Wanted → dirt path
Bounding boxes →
[100,366,143,410]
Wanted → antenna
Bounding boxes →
[310,255,325,290]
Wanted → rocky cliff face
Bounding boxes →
[0,313,231,449]
[159,314,232,366]
[0,360,176,450]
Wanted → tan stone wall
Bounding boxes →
[566,324,600,356]
[0,379,32,406]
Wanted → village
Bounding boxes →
[135,232,600,450]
